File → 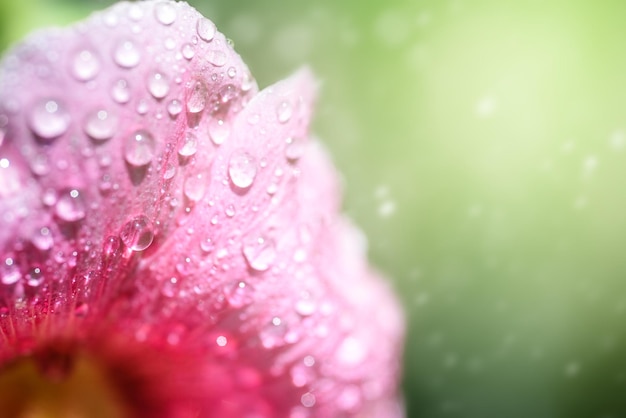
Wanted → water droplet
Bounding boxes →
[164,37,176,50]
[163,163,176,179]
[178,132,197,157]
[114,40,141,68]
[184,173,206,202]
[84,109,117,141]
[167,99,183,117]
[225,280,254,308]
[124,129,156,167]
[147,70,170,99]
[225,204,235,217]
[26,267,44,287]
[217,84,239,110]
[72,49,100,81]
[1,258,20,285]
[154,1,177,25]
[181,43,195,59]
[120,215,154,251]
[136,100,149,115]
[295,299,316,316]
[187,81,207,113]
[111,79,131,104]
[242,234,276,271]
[285,137,304,161]
[206,50,227,67]
[28,99,70,140]
[128,4,144,20]
[200,238,214,253]
[227,66,237,78]
[55,189,86,222]
[208,118,230,145]
[276,101,293,123]
[228,150,257,189]
[103,235,122,259]
[31,226,53,251]
[197,17,216,42]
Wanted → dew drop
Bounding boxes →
[208,118,230,145]
[242,234,276,272]
[196,17,216,41]
[200,238,214,253]
[181,43,195,60]
[84,109,117,141]
[113,40,141,68]
[1,258,20,285]
[206,50,227,67]
[147,70,170,99]
[217,84,239,110]
[103,235,122,259]
[31,227,53,251]
[163,163,176,179]
[167,99,183,117]
[55,189,86,222]
[120,215,154,251]
[178,132,197,157]
[225,204,235,217]
[184,173,206,202]
[187,81,207,113]
[277,101,293,123]
[295,299,317,316]
[124,129,155,167]
[228,150,257,189]
[154,1,177,25]
[71,49,100,81]
[28,99,70,140]
[227,66,237,78]
[111,79,131,104]
[136,100,149,115]
[285,137,304,161]
[225,280,254,308]
[26,267,44,287]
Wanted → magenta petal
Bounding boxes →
[0,1,404,416]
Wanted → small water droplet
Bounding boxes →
[147,70,170,99]
[277,101,293,123]
[28,99,70,140]
[128,4,144,21]
[225,280,254,308]
[295,299,316,316]
[225,204,235,217]
[120,215,154,251]
[72,49,100,81]
[184,173,206,202]
[178,132,197,157]
[167,99,183,117]
[31,226,53,251]
[1,258,20,285]
[154,1,177,25]
[136,99,149,115]
[285,137,304,161]
[26,267,44,287]
[103,235,122,259]
[216,84,239,110]
[242,234,276,271]
[200,238,214,253]
[206,50,227,67]
[301,393,316,408]
[163,163,176,179]
[187,81,207,113]
[55,189,86,222]
[111,78,131,104]
[197,17,216,41]
[227,66,237,78]
[84,109,117,141]
[181,43,195,60]
[113,40,141,68]
[228,150,257,189]
[124,129,156,167]
[208,118,230,145]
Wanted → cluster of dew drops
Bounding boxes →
[0,2,303,312]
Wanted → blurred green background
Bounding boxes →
[4,0,626,416]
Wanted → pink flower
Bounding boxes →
[0,1,404,417]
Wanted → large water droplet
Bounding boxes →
[167,99,183,117]
[1,258,21,285]
[208,118,230,145]
[206,50,227,67]
[111,78,131,104]
[124,129,156,167]
[154,1,177,25]
[228,150,257,189]
[55,189,86,222]
[28,99,70,140]
[147,70,170,99]
[178,132,197,157]
[84,109,117,141]
[197,17,216,41]
[120,215,154,251]
[72,49,100,81]
[242,234,276,272]
[184,173,206,202]
[31,226,54,251]
[276,101,293,123]
[114,40,141,68]
[187,81,207,113]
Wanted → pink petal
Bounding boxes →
[0,1,404,416]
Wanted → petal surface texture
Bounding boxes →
[0,1,404,417]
